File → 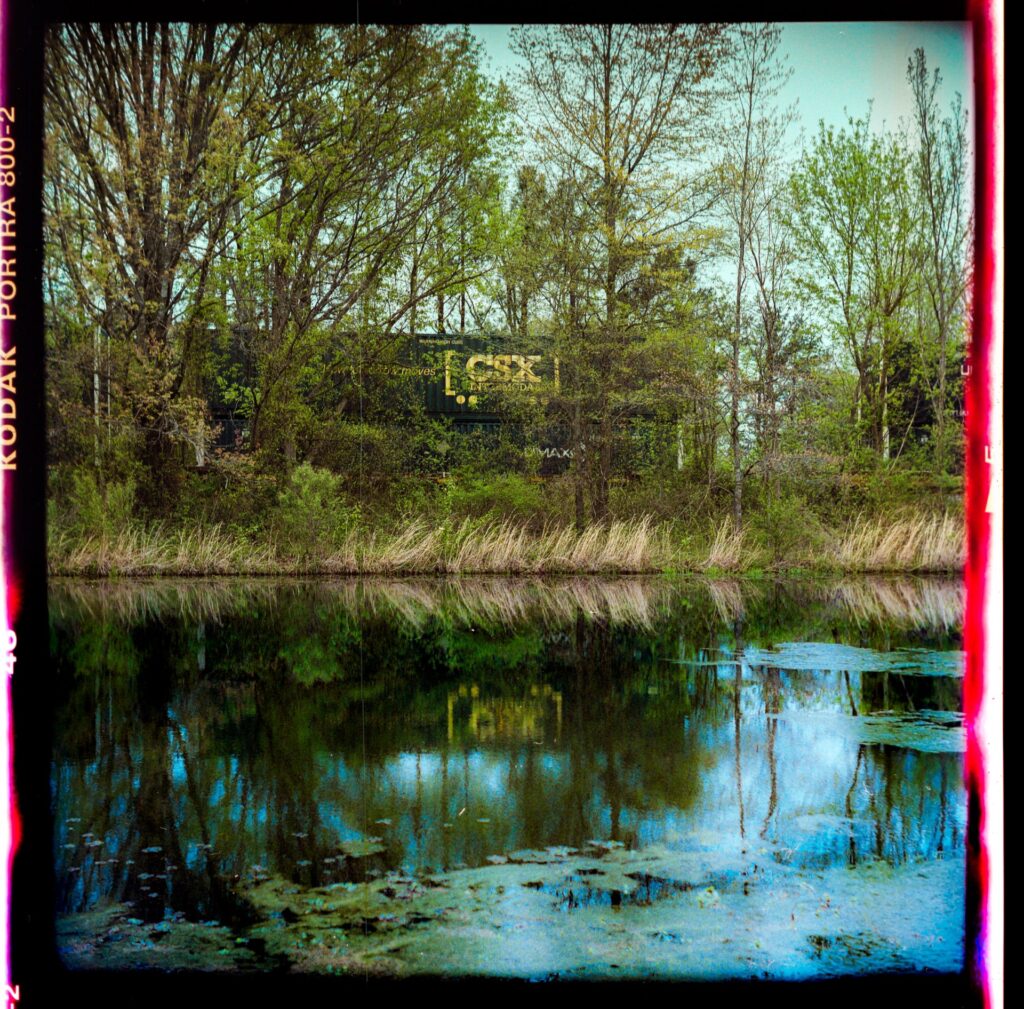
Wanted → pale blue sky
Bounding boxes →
[469,22,974,147]
[466,22,974,302]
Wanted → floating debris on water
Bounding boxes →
[338,839,387,858]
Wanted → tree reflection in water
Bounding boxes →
[51,577,964,927]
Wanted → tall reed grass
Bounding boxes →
[832,512,964,572]
[48,510,964,577]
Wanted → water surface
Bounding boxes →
[50,576,966,980]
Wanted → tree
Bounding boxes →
[489,165,551,340]
[746,176,820,495]
[45,23,263,507]
[510,23,730,521]
[863,129,919,461]
[221,26,509,459]
[45,24,512,495]
[789,112,921,462]
[718,22,794,528]
[907,48,971,473]
[536,171,594,530]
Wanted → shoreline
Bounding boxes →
[47,513,964,579]
[48,564,965,579]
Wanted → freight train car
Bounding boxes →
[403,333,573,471]
[208,330,576,471]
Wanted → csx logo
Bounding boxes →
[465,354,542,384]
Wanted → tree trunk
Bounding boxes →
[569,291,586,532]
[93,328,102,474]
[572,405,585,533]
[410,234,418,336]
[731,243,744,531]
[936,329,947,472]
[593,412,612,522]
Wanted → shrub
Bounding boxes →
[176,455,279,538]
[751,491,824,567]
[273,463,360,557]
[608,467,719,525]
[447,472,544,523]
[61,467,136,539]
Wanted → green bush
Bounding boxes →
[608,466,720,525]
[447,472,544,523]
[273,463,360,556]
[177,456,279,538]
[59,467,136,538]
[751,491,823,566]
[308,420,449,519]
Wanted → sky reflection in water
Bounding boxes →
[50,577,964,931]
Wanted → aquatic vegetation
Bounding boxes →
[57,844,965,979]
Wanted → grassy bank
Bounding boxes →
[48,512,964,577]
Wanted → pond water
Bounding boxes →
[50,576,966,980]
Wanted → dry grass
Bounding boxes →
[48,510,964,577]
[300,517,672,575]
[50,524,277,577]
[699,521,760,572]
[831,512,964,573]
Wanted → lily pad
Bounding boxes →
[744,642,963,678]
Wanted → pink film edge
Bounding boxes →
[964,3,1003,1007]
[1,0,15,1000]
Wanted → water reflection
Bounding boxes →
[50,574,964,634]
[51,577,964,938]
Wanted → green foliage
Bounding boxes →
[56,467,136,539]
[273,464,360,557]
[178,456,280,539]
[447,473,545,523]
[308,422,402,488]
[751,491,824,566]
[43,27,968,558]
[608,469,716,526]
